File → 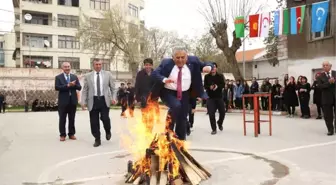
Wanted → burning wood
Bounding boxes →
[125,132,211,185]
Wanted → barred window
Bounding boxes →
[58,57,80,69]
[58,14,79,28]
[58,35,80,49]
[128,4,138,17]
[90,0,110,10]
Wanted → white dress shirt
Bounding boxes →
[94,71,104,96]
[163,65,191,91]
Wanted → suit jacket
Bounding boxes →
[55,73,81,106]
[151,56,213,100]
[81,70,116,111]
[134,69,156,102]
[317,71,336,105]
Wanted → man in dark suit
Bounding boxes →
[55,62,82,141]
[126,82,135,117]
[151,47,212,140]
[135,58,160,131]
[317,61,335,136]
[0,92,5,113]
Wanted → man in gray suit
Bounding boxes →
[81,59,117,147]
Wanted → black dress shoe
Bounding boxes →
[93,140,101,147]
[211,131,217,135]
[327,132,334,136]
[106,133,111,141]
[218,125,223,131]
[316,116,322,119]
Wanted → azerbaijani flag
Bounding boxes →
[290,5,306,34]
[274,9,289,35]
[234,16,245,38]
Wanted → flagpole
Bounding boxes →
[243,1,246,80]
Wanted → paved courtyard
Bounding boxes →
[0,109,335,185]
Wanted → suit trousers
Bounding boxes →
[322,104,335,133]
[58,98,77,137]
[163,89,190,140]
[89,96,111,140]
[207,98,225,131]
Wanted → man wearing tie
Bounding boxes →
[151,47,212,140]
[81,59,117,147]
[55,62,82,141]
[317,61,335,136]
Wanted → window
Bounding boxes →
[23,55,53,68]
[23,34,52,48]
[128,4,138,17]
[0,50,4,66]
[24,13,49,25]
[128,23,138,35]
[58,57,80,69]
[90,0,110,10]
[23,0,50,3]
[58,35,80,49]
[58,14,79,28]
[58,0,79,7]
[90,58,110,70]
[309,6,332,41]
[90,18,102,28]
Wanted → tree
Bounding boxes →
[199,0,263,80]
[142,28,178,67]
[77,8,142,78]
[264,0,286,65]
[193,33,221,62]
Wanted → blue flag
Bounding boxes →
[274,10,280,36]
[311,1,329,33]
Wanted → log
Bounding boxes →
[133,176,141,185]
[181,149,211,177]
[171,142,201,185]
[172,178,184,185]
[150,155,159,185]
[159,171,168,185]
[180,151,207,180]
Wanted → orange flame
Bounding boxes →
[120,99,190,179]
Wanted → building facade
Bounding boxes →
[6,0,144,73]
[286,0,336,82]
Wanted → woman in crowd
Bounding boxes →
[284,76,299,117]
[312,72,322,119]
[298,76,311,118]
[243,81,250,109]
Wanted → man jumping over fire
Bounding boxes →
[151,47,212,140]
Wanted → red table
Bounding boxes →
[242,93,272,137]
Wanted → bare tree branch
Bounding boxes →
[198,0,264,79]
[77,7,141,78]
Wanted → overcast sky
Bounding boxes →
[0,0,278,50]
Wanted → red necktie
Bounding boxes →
[177,67,183,100]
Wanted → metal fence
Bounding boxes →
[0,84,57,107]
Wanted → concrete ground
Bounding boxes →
[0,109,335,185]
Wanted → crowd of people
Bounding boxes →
[31,99,58,112]
[217,74,324,119]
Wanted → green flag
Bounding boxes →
[234,16,245,38]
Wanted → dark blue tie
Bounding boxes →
[66,74,70,84]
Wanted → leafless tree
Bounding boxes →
[199,0,263,80]
[77,8,142,78]
[142,28,177,67]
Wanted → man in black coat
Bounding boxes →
[317,61,335,136]
[55,62,82,141]
[0,92,5,113]
[204,63,225,135]
[126,82,135,117]
[134,58,160,131]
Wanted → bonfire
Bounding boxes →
[124,101,211,185]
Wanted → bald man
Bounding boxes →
[317,61,335,136]
[55,62,82,141]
